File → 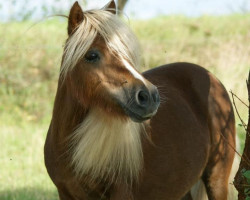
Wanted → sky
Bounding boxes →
[0,0,249,21]
[95,0,249,18]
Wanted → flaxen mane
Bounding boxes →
[61,9,141,78]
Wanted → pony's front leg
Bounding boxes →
[202,163,231,200]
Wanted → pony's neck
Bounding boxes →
[70,108,145,185]
[51,82,88,142]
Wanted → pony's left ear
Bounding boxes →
[103,0,117,15]
[68,1,84,35]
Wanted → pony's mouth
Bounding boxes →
[122,105,157,123]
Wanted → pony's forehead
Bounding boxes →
[60,9,141,77]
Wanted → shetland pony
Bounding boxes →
[44,1,236,199]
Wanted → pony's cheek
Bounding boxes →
[87,87,126,118]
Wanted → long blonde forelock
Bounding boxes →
[61,9,141,78]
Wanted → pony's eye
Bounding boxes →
[84,51,100,63]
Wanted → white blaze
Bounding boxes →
[122,58,146,84]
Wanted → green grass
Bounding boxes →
[0,124,58,200]
[1,14,249,199]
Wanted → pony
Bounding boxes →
[44,1,236,199]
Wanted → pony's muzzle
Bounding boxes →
[124,86,160,122]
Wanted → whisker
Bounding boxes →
[154,84,169,105]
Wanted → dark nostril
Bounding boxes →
[137,90,149,106]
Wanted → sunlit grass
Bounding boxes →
[0,121,58,200]
[0,14,249,199]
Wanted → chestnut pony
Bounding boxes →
[44,1,236,199]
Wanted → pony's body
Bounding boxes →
[44,1,235,199]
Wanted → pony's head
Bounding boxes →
[61,0,160,123]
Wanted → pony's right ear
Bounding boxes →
[103,0,117,15]
[68,1,84,35]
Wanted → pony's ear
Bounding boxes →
[104,0,117,15]
[68,1,84,35]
